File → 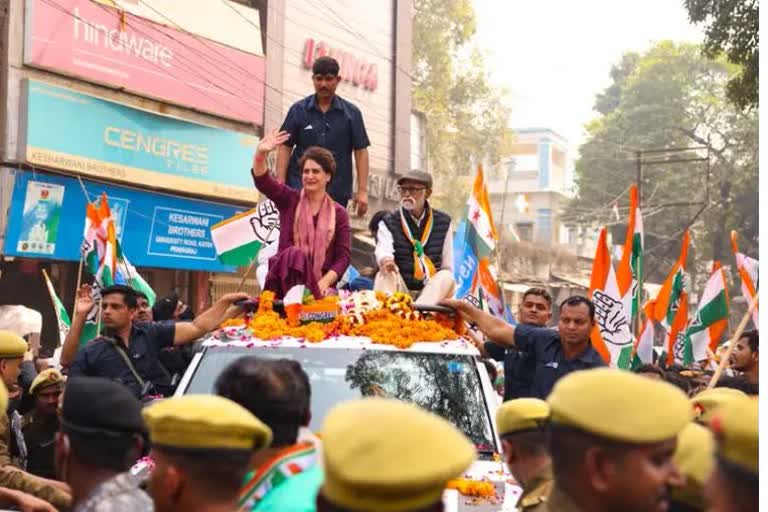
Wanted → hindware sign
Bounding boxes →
[23,0,266,123]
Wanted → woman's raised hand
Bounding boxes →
[257,128,291,154]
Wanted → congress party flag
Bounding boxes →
[617,185,643,323]
[653,231,690,365]
[681,261,729,364]
[730,231,758,328]
[42,269,70,347]
[211,200,279,267]
[589,227,633,367]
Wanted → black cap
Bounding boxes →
[396,170,433,189]
[62,377,145,437]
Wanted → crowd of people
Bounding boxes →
[0,315,757,512]
[0,54,757,511]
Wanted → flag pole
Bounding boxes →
[236,225,276,294]
[237,257,259,293]
[706,295,758,389]
[72,255,84,318]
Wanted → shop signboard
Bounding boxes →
[4,170,244,272]
[24,0,265,123]
[21,80,260,203]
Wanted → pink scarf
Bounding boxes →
[293,191,336,282]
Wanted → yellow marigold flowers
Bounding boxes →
[219,291,464,348]
[446,478,496,498]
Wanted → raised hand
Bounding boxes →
[256,128,291,155]
[75,284,95,317]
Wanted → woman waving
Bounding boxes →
[251,129,351,299]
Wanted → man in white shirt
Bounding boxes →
[374,171,455,304]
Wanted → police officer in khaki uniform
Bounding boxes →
[143,394,273,512]
[497,398,553,511]
[317,397,477,511]
[704,395,757,512]
[0,331,70,508]
[22,369,64,479]
[669,422,714,511]
[689,387,746,424]
[541,368,690,512]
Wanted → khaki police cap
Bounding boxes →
[671,422,715,509]
[143,395,272,451]
[548,368,691,443]
[496,398,550,436]
[321,398,476,511]
[690,388,747,423]
[29,369,65,394]
[710,395,758,475]
[0,331,27,358]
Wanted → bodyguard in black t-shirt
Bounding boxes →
[443,295,606,400]
[66,285,247,399]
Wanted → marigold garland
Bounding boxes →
[218,291,464,348]
[446,478,496,498]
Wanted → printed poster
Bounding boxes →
[16,181,64,255]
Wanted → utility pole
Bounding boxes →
[497,158,514,251]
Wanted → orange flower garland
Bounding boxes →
[446,478,496,498]
[219,291,464,347]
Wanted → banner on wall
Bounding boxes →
[21,80,260,203]
[4,170,245,273]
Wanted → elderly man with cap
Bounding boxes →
[317,397,476,511]
[22,369,64,480]
[0,331,70,508]
[669,422,714,512]
[704,395,758,512]
[540,368,690,512]
[374,170,455,305]
[496,399,553,511]
[55,376,151,511]
[143,394,272,512]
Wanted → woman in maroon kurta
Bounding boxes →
[251,129,351,299]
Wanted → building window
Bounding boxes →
[535,209,552,243]
[516,223,533,242]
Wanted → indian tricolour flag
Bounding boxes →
[617,184,643,323]
[42,269,70,347]
[589,227,633,368]
[681,261,729,365]
[211,208,267,266]
[653,231,690,365]
[116,241,156,306]
[730,231,758,328]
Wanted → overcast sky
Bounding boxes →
[473,0,704,156]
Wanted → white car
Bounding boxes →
[175,334,522,511]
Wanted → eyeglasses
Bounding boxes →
[397,186,426,195]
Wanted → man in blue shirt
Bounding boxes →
[275,56,371,214]
[443,295,606,399]
[482,287,553,400]
[67,285,247,399]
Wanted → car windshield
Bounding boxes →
[185,346,496,456]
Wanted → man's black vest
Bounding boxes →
[383,205,451,291]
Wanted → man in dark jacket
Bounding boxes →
[374,171,455,305]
